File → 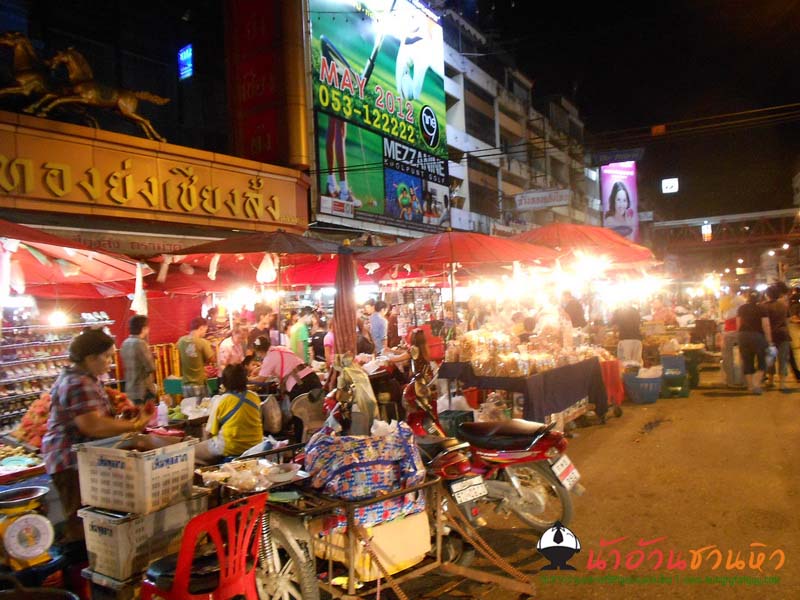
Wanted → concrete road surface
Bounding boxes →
[404,370,799,600]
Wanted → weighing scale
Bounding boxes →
[0,486,54,571]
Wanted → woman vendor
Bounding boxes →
[42,328,153,544]
[194,363,263,465]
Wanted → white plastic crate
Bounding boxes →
[79,487,209,581]
[74,433,198,514]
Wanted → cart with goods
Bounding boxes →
[194,429,536,600]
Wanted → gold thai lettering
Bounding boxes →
[139,176,159,208]
[225,189,240,216]
[42,162,72,197]
[168,166,199,212]
[242,177,264,219]
[0,150,295,224]
[78,167,101,201]
[266,194,279,221]
[162,178,175,210]
[106,158,135,204]
[199,185,222,214]
[0,155,33,194]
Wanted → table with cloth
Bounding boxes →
[438,357,609,423]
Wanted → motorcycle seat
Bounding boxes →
[415,435,468,463]
[458,419,550,450]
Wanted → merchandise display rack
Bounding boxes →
[0,318,116,434]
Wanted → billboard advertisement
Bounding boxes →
[309,0,449,232]
[601,161,639,241]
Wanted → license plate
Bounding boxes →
[550,454,581,491]
[449,475,488,504]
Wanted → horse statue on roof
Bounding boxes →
[0,31,49,102]
[36,46,170,141]
[0,31,99,127]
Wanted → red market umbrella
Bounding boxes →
[0,218,149,298]
[160,230,344,316]
[143,265,241,295]
[280,255,372,287]
[333,246,358,357]
[513,223,655,264]
[357,231,558,270]
[175,230,342,256]
[357,231,558,306]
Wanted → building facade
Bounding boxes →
[440,10,599,236]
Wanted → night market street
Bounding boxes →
[406,369,800,600]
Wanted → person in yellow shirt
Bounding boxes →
[194,363,263,465]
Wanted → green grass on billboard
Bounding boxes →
[316,111,386,215]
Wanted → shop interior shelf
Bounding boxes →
[1,320,113,331]
[0,354,69,366]
[0,340,72,350]
[0,391,40,403]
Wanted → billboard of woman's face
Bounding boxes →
[601,161,639,241]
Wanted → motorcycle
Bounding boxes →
[403,368,583,534]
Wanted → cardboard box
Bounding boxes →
[79,487,209,581]
[310,510,430,581]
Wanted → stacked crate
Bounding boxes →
[74,433,204,598]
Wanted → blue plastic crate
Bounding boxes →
[623,374,661,404]
[660,355,687,377]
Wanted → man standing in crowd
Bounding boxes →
[218,326,245,369]
[362,298,376,323]
[120,315,156,405]
[177,317,215,397]
[370,301,389,354]
[247,309,273,353]
[562,291,587,328]
[290,307,313,364]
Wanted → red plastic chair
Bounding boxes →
[140,492,268,600]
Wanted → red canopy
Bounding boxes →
[357,231,558,271]
[280,255,372,287]
[513,223,655,263]
[1,218,148,297]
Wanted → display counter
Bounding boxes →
[439,357,609,422]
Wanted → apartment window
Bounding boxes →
[469,181,500,218]
[568,120,584,143]
[465,106,495,146]
[467,155,498,178]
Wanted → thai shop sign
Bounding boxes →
[514,188,571,211]
[0,113,309,232]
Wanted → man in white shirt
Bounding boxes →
[218,326,245,369]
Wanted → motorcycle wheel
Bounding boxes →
[504,462,573,534]
[257,526,320,600]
